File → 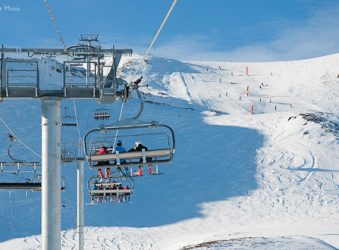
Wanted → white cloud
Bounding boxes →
[153,3,339,62]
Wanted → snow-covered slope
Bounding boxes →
[0,53,338,249]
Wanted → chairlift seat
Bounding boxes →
[61,122,78,127]
[94,113,111,119]
[89,189,133,195]
[93,182,122,187]
[0,182,66,191]
[0,182,42,191]
[89,148,173,168]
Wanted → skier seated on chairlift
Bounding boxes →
[124,185,131,202]
[95,146,111,179]
[91,179,99,190]
[128,140,153,176]
[95,146,110,165]
[112,140,127,164]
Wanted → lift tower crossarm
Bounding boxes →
[1,47,132,56]
[0,46,133,102]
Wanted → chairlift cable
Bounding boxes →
[113,102,125,147]
[43,0,67,49]
[144,0,178,58]
[89,0,178,148]
[0,114,41,159]
[130,0,179,80]
[119,0,179,124]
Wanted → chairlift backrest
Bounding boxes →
[0,161,40,173]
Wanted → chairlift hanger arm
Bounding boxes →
[8,141,24,163]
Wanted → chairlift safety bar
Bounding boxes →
[89,189,132,195]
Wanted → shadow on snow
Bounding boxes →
[0,99,264,242]
[85,103,264,227]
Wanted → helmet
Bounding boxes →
[117,140,122,146]
[135,140,142,146]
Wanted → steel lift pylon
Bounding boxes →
[0,39,132,250]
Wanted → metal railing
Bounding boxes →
[63,61,98,87]
[2,60,39,88]
[7,69,39,86]
[0,46,132,101]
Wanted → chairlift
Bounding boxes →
[83,120,175,175]
[0,166,66,192]
[61,106,78,127]
[0,135,66,191]
[0,161,40,190]
[88,168,134,204]
[61,142,79,163]
[93,108,111,121]
[0,172,42,191]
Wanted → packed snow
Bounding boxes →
[0,53,338,249]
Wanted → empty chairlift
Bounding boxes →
[0,135,66,191]
[61,106,78,127]
[0,161,42,191]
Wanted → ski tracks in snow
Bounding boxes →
[74,228,157,250]
[253,113,339,222]
[180,73,194,102]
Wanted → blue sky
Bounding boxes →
[1,0,339,61]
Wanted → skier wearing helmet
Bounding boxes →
[112,140,127,166]
[95,146,109,166]
[128,140,153,176]
[115,140,126,154]
[129,140,147,152]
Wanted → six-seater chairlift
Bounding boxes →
[87,167,134,204]
[84,120,175,174]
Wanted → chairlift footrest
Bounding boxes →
[150,172,164,175]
